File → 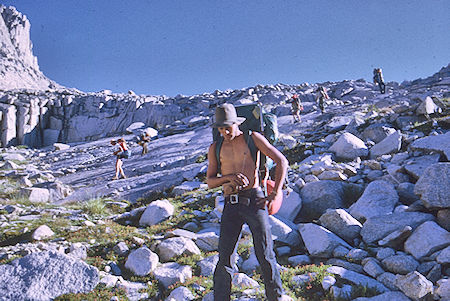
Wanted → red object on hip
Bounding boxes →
[265,179,283,215]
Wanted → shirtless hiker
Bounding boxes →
[207,103,290,301]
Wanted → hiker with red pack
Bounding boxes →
[288,94,303,123]
[110,137,131,180]
[207,103,289,301]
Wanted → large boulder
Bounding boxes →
[299,180,363,221]
[326,266,388,292]
[0,251,99,300]
[394,272,433,300]
[353,292,410,301]
[274,190,302,222]
[157,237,201,262]
[362,123,397,144]
[416,96,441,115]
[20,187,50,203]
[381,254,419,275]
[369,131,402,159]
[414,163,450,209]
[404,221,450,260]
[299,223,351,257]
[124,246,159,276]
[139,199,175,226]
[349,180,398,221]
[403,154,440,180]
[318,209,362,244]
[269,216,302,246]
[328,132,368,160]
[360,212,434,244]
[153,262,192,289]
[409,131,450,160]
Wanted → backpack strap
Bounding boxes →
[215,131,259,174]
[215,136,224,173]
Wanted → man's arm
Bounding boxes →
[251,132,288,196]
[206,142,249,190]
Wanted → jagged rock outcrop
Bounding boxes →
[0,5,59,90]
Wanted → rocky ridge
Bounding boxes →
[0,5,59,91]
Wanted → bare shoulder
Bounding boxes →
[251,131,270,146]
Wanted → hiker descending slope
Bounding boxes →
[110,138,131,180]
[287,94,303,123]
[373,68,386,94]
[316,86,329,114]
[207,103,291,301]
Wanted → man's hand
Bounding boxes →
[226,173,249,191]
[256,190,281,210]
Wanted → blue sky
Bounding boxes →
[3,0,449,96]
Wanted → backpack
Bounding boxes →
[212,103,282,214]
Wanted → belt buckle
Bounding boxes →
[229,194,239,204]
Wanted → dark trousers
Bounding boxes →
[213,188,283,301]
[376,81,386,94]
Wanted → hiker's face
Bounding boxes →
[218,124,238,141]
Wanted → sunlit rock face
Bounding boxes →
[0,5,59,90]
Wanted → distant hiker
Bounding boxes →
[373,68,386,94]
[288,94,302,123]
[316,86,329,114]
[137,132,151,155]
[207,103,289,301]
[110,138,130,180]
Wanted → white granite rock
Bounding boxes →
[124,246,159,276]
[394,271,433,300]
[381,254,419,275]
[410,131,450,160]
[414,163,450,209]
[198,254,219,277]
[349,180,398,221]
[139,199,175,226]
[326,266,388,292]
[319,209,362,244]
[404,221,450,260]
[157,237,201,262]
[195,231,219,252]
[369,131,402,159]
[31,225,54,241]
[0,251,99,300]
[274,190,302,222]
[299,223,351,257]
[329,132,368,160]
[153,262,192,289]
[166,286,195,301]
[361,212,434,244]
[20,187,50,203]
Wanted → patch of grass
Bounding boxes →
[166,275,213,300]
[10,159,28,165]
[81,197,112,217]
[54,284,128,301]
[173,253,205,275]
[280,263,334,301]
[64,220,139,244]
[348,284,380,300]
[195,153,207,163]
[283,143,314,165]
[0,254,22,265]
[0,215,73,244]
[15,145,29,149]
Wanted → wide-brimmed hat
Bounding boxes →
[210,103,246,128]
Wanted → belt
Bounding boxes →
[224,188,261,206]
